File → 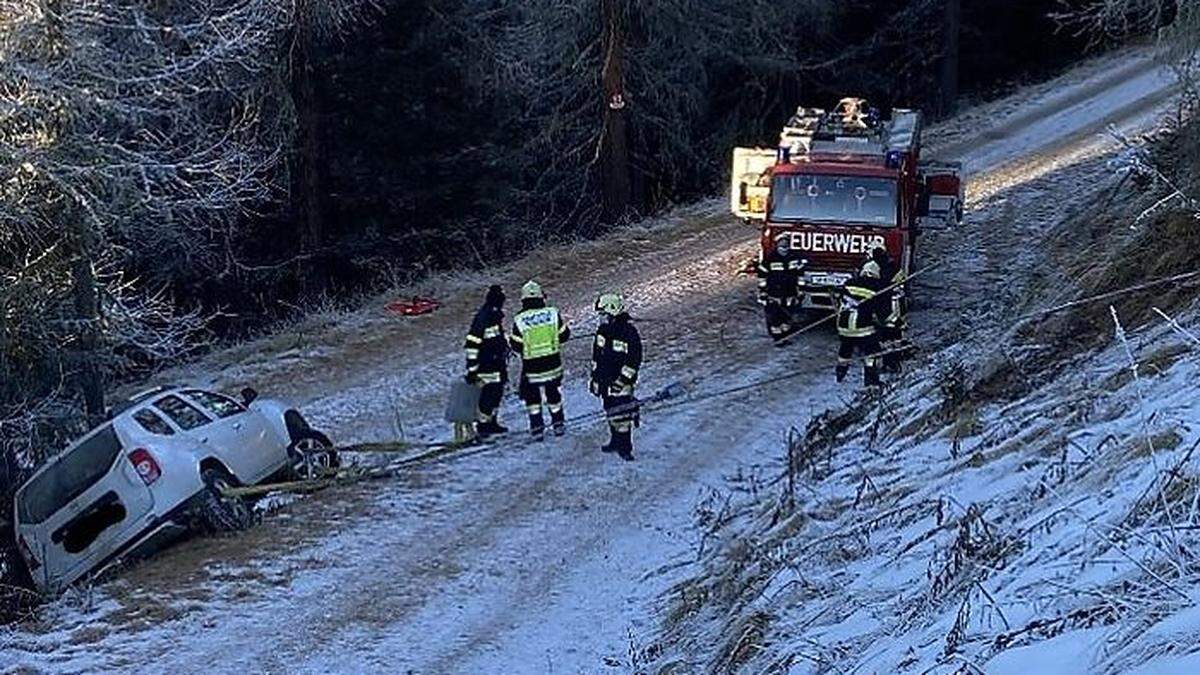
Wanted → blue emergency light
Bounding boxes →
[885,149,903,169]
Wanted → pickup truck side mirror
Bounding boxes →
[240,387,259,406]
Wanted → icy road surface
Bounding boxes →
[0,48,1179,673]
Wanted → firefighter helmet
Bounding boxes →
[870,245,891,267]
[595,293,626,317]
[521,280,544,300]
[861,260,881,279]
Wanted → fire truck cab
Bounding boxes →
[731,98,963,310]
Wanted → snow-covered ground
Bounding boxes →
[0,48,1183,673]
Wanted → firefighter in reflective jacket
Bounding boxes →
[464,284,509,437]
[836,262,884,387]
[509,280,571,440]
[757,241,807,344]
[870,247,907,374]
[590,293,643,461]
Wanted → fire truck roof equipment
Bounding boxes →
[778,97,921,166]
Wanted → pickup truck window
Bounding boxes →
[17,425,123,524]
[153,395,211,431]
[133,409,176,436]
[184,390,245,419]
[771,174,898,226]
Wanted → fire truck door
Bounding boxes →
[917,159,964,227]
[731,148,776,221]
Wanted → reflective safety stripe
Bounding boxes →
[548,402,563,414]
[620,365,638,380]
[612,340,628,353]
[840,325,875,337]
[465,348,480,359]
[465,334,483,344]
[525,366,563,384]
[838,310,875,337]
[595,335,607,348]
[608,383,634,396]
[476,371,503,384]
[526,404,542,414]
[483,325,503,339]
[845,285,875,300]
[514,307,561,360]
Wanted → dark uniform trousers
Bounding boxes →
[592,315,643,458]
[519,376,564,436]
[877,266,907,373]
[464,305,508,429]
[758,257,804,342]
[836,280,883,387]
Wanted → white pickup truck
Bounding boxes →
[13,385,336,594]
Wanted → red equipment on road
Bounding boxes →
[731,97,964,310]
[386,297,441,317]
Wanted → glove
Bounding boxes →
[464,371,479,385]
[589,379,600,397]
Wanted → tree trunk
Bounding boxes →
[939,0,961,117]
[600,0,632,224]
[66,216,106,424]
[47,0,105,423]
[293,2,325,269]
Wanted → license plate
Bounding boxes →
[806,273,850,287]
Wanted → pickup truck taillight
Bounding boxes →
[127,448,162,485]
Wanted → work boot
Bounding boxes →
[477,420,508,438]
[864,369,882,388]
[529,414,546,442]
[550,412,566,437]
[614,431,634,461]
[601,428,618,453]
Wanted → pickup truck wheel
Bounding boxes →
[288,429,339,481]
[198,468,255,533]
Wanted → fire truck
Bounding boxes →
[731,98,963,312]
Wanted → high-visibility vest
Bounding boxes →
[514,307,562,360]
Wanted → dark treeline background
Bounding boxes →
[5,0,1171,603]
[269,0,1094,318]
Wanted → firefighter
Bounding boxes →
[464,284,510,438]
[870,246,907,374]
[509,280,572,440]
[757,240,807,345]
[835,261,884,387]
[590,293,643,461]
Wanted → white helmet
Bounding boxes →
[595,292,625,317]
[861,260,881,279]
[521,280,544,300]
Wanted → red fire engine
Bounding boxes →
[731,97,963,311]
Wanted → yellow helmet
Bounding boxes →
[521,280,544,300]
[861,260,881,279]
[595,292,625,317]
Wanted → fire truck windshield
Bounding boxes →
[769,174,898,226]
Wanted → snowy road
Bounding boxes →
[0,49,1179,674]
